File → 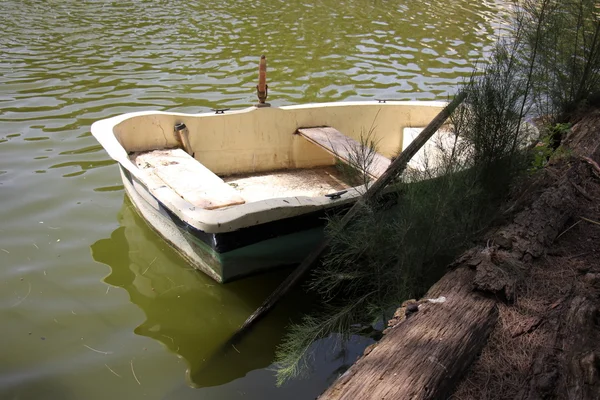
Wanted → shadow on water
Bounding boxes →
[90,196,317,389]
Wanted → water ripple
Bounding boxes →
[0,0,509,398]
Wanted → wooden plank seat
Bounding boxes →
[132,149,245,210]
[296,127,392,179]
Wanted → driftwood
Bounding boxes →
[229,92,467,342]
[320,108,600,399]
[320,267,498,400]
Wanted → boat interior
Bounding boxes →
[111,102,447,211]
[131,148,354,209]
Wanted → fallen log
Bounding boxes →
[320,267,498,400]
[320,107,600,400]
[563,296,600,399]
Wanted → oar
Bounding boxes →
[229,91,467,344]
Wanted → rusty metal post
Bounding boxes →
[256,55,270,107]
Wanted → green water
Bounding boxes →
[1,0,506,398]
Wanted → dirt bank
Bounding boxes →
[319,108,600,400]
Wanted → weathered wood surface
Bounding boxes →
[134,149,245,210]
[297,127,392,178]
[563,296,600,400]
[320,267,498,400]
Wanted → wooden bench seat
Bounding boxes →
[296,127,391,179]
[132,149,245,210]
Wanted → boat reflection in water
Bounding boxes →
[91,197,320,389]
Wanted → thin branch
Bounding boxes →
[581,216,600,226]
[556,219,581,240]
[83,344,112,355]
[11,282,31,307]
[105,364,122,378]
[130,359,141,385]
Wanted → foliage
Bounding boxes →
[334,125,381,189]
[451,43,531,191]
[529,122,572,171]
[518,0,600,121]
[275,78,530,384]
[275,169,488,384]
[275,0,599,385]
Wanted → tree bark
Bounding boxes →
[320,267,497,400]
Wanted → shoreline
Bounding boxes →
[319,107,600,400]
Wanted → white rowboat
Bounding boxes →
[91,100,447,282]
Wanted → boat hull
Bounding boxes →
[121,166,348,282]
